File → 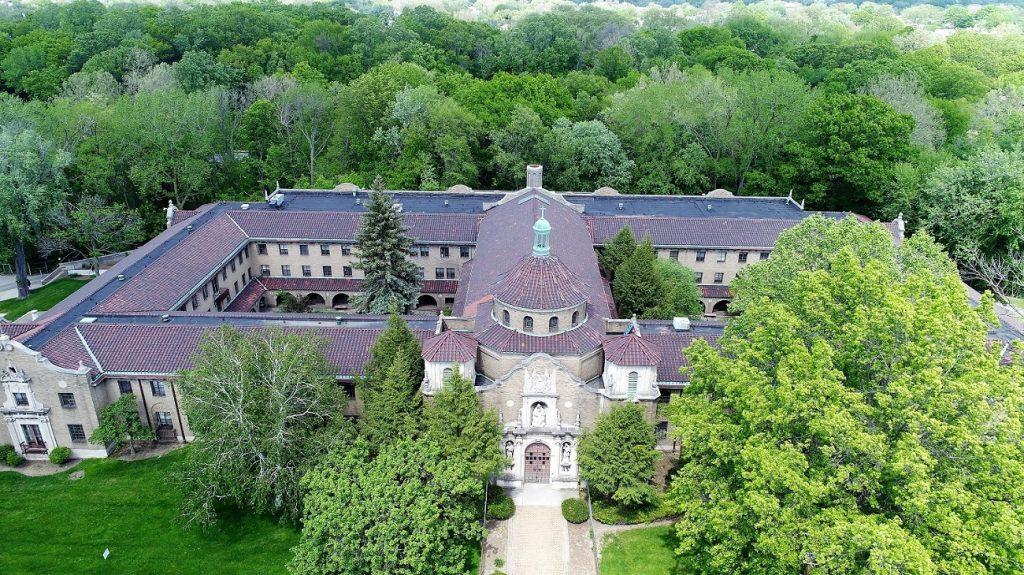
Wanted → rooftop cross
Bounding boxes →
[532,206,551,257]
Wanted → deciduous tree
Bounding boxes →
[89,394,156,456]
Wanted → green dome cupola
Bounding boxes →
[533,207,551,257]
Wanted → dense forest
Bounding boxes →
[0,0,1021,280]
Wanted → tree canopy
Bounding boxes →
[668,216,1024,575]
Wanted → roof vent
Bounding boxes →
[78,317,97,324]
[355,198,362,205]
[392,203,403,212]
[116,274,125,281]
[334,316,343,325]
[673,317,691,331]
[706,204,712,211]
[267,193,285,207]
[444,199,449,207]
[160,314,170,323]
[617,202,624,210]
[186,224,193,232]
[241,203,250,210]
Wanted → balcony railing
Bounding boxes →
[20,441,47,454]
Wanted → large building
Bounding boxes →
[0,165,940,485]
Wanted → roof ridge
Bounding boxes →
[74,326,103,372]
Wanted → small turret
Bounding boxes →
[533,207,551,257]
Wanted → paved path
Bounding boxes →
[506,506,570,575]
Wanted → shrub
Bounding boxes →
[5,451,25,467]
[591,493,678,525]
[0,444,14,460]
[49,446,72,465]
[562,498,589,524]
[485,485,515,520]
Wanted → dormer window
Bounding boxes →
[13,392,28,406]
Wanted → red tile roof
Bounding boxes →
[588,216,798,248]
[40,323,433,376]
[0,323,40,340]
[700,284,732,299]
[92,213,249,313]
[422,330,478,362]
[171,210,199,226]
[228,210,480,243]
[644,332,722,382]
[224,279,268,312]
[603,333,662,366]
[492,255,588,310]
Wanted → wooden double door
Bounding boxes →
[524,442,550,483]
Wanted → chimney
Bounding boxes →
[526,164,543,189]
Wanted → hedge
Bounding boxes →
[561,498,589,524]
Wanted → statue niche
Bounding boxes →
[531,402,547,427]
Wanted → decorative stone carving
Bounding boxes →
[524,367,556,395]
[561,441,572,466]
[531,402,546,427]
[505,440,515,469]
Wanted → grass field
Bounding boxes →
[600,524,679,575]
[0,450,298,575]
[0,277,90,321]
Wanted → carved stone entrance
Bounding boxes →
[524,442,550,483]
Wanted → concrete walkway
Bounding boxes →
[497,485,595,575]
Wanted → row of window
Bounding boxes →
[189,247,253,311]
[694,271,726,284]
[11,392,77,410]
[268,265,354,278]
[500,310,580,332]
[258,243,353,257]
[676,249,770,263]
[117,379,166,396]
[410,245,471,259]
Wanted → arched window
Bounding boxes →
[523,316,534,332]
[548,316,559,331]
[502,309,510,325]
[442,367,453,382]
[571,311,579,326]
[627,371,639,399]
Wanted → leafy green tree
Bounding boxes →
[544,117,633,192]
[422,370,504,480]
[0,126,70,298]
[353,190,422,314]
[649,259,704,319]
[779,92,914,213]
[487,106,549,190]
[89,395,156,456]
[292,436,486,575]
[598,226,636,279]
[275,291,310,313]
[39,195,145,274]
[177,327,345,526]
[669,216,1024,575]
[595,46,634,82]
[612,236,662,318]
[578,404,659,508]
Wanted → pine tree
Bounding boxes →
[599,226,637,279]
[363,313,424,387]
[612,236,663,317]
[422,370,505,480]
[353,188,421,314]
[578,404,659,508]
[648,259,705,319]
[359,353,422,447]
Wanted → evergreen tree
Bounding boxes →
[422,370,505,480]
[612,236,662,318]
[578,404,659,508]
[359,354,422,447]
[363,313,424,387]
[353,189,422,314]
[598,226,636,279]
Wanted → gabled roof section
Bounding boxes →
[227,210,480,243]
[92,212,249,313]
[422,330,478,363]
[588,216,803,248]
[603,333,662,366]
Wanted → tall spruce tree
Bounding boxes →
[353,188,421,314]
[359,354,422,447]
[612,236,663,317]
[599,226,637,279]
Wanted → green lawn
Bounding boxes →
[0,277,90,321]
[0,450,298,575]
[600,524,679,575]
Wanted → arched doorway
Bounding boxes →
[332,293,350,308]
[416,294,438,309]
[305,293,326,306]
[524,442,550,483]
[712,299,730,315]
